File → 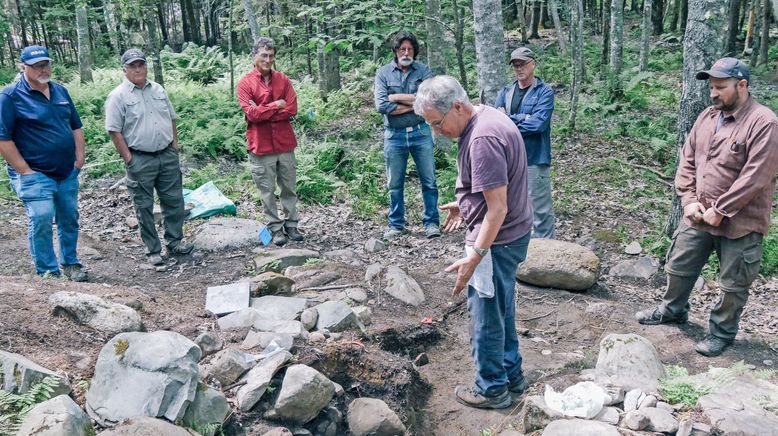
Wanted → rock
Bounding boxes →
[593,406,621,425]
[413,353,429,367]
[0,351,70,396]
[314,301,357,332]
[300,308,318,331]
[365,263,383,282]
[182,384,230,436]
[79,245,104,260]
[308,332,326,343]
[384,266,425,306]
[697,374,778,435]
[364,238,386,253]
[16,395,93,436]
[310,405,342,436]
[123,298,143,311]
[764,359,774,366]
[126,216,139,229]
[284,266,319,281]
[262,429,293,436]
[251,272,295,296]
[192,217,264,251]
[541,349,552,356]
[541,418,619,436]
[344,287,368,303]
[333,382,345,396]
[207,348,256,386]
[517,239,599,291]
[250,296,307,321]
[97,416,195,435]
[601,383,625,406]
[217,308,259,331]
[624,410,650,430]
[623,389,644,412]
[584,302,611,316]
[639,394,657,409]
[624,241,642,255]
[85,331,201,426]
[294,272,341,290]
[236,350,292,411]
[347,397,406,436]
[639,407,679,433]
[270,364,335,424]
[254,319,308,338]
[352,306,372,326]
[205,282,250,316]
[518,395,564,433]
[656,401,674,413]
[195,332,223,358]
[594,334,665,391]
[677,418,693,436]
[609,257,658,280]
[49,291,143,336]
[323,249,356,259]
[254,249,320,274]
[241,330,294,351]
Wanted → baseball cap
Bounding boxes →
[695,57,750,83]
[121,48,146,65]
[20,46,51,65]
[508,47,536,64]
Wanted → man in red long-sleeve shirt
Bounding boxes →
[237,37,302,246]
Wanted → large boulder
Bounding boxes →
[313,301,356,332]
[236,350,292,411]
[0,351,70,396]
[541,418,620,436]
[192,217,264,251]
[49,291,143,336]
[696,374,778,435]
[254,249,320,274]
[347,398,406,436]
[269,364,335,424]
[85,331,201,427]
[97,416,197,435]
[16,395,94,436]
[517,239,599,291]
[594,334,665,391]
[384,266,425,306]
[250,296,307,321]
[182,384,231,436]
[205,282,250,317]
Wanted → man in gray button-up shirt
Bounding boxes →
[105,48,192,266]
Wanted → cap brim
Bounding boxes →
[123,57,146,65]
[23,56,51,65]
[508,56,533,64]
[695,70,733,80]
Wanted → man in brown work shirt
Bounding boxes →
[636,57,778,357]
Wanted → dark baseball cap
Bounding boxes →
[20,46,51,65]
[121,48,146,65]
[508,47,536,64]
[696,57,750,83]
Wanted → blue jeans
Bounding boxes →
[383,123,439,229]
[468,231,531,397]
[8,166,81,275]
[528,165,556,239]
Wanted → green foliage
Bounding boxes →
[659,365,712,408]
[0,376,62,434]
[161,44,229,84]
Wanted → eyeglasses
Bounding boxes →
[28,61,51,70]
[511,61,534,70]
[429,110,452,129]
[396,47,414,53]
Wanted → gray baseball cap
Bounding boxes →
[121,48,146,65]
[696,57,750,83]
[508,47,536,64]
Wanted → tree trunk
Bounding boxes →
[316,16,341,98]
[180,0,192,42]
[640,0,653,71]
[75,3,93,83]
[426,0,446,74]
[14,0,28,47]
[652,0,665,34]
[744,2,756,53]
[504,0,518,24]
[452,0,469,90]
[665,0,729,237]
[145,0,164,86]
[601,0,611,78]
[473,0,505,104]
[759,0,771,65]
[669,0,682,31]
[681,0,689,31]
[725,0,742,54]
[570,0,584,132]
[750,7,761,64]
[191,0,203,45]
[631,0,639,12]
[530,0,542,38]
[244,0,260,43]
[158,0,169,46]
[519,0,529,42]
[609,0,624,95]
[549,0,567,56]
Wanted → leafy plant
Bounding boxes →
[0,376,63,434]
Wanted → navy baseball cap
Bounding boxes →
[121,48,146,65]
[20,46,51,65]
[696,57,750,83]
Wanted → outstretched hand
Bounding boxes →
[440,202,465,232]
[444,254,480,296]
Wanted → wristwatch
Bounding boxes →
[473,246,489,257]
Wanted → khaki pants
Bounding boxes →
[125,147,185,255]
[661,222,763,340]
[249,151,299,232]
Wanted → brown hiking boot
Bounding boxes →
[454,385,512,409]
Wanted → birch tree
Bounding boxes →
[243,0,260,44]
[639,0,652,71]
[425,0,446,74]
[75,2,92,83]
[569,0,584,131]
[548,0,567,56]
[609,0,624,96]
[473,0,505,104]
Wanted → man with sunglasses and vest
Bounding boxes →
[636,58,778,357]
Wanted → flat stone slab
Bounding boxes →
[206,282,250,316]
[49,291,142,336]
[217,308,259,331]
[696,374,778,435]
[610,257,658,280]
[250,296,307,321]
[0,350,71,396]
[241,331,294,351]
[253,319,307,338]
[193,217,264,251]
[313,301,357,332]
[97,416,196,435]
[541,418,620,436]
[254,249,320,274]
[236,350,292,411]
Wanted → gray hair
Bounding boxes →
[251,37,276,56]
[413,75,469,116]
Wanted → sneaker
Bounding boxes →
[168,240,194,255]
[694,335,733,357]
[272,230,287,246]
[285,227,304,242]
[454,385,512,409]
[635,307,688,325]
[62,264,88,282]
[425,225,442,239]
[148,253,165,266]
[508,374,529,394]
[383,228,406,240]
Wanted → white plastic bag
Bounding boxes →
[543,381,610,419]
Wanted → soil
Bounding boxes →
[1,158,777,435]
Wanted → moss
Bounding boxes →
[114,339,130,359]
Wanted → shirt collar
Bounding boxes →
[124,78,150,91]
[709,96,754,122]
[392,59,417,72]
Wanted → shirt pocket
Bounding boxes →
[152,92,171,117]
[521,96,539,113]
[124,97,141,123]
[52,101,71,121]
[387,80,404,95]
[715,136,747,171]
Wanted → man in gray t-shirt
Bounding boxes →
[105,48,192,266]
[414,76,532,410]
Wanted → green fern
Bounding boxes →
[0,376,62,435]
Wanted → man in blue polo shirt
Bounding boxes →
[0,46,87,281]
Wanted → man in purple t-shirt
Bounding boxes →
[414,75,533,409]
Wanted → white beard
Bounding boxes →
[398,57,413,67]
[35,77,51,85]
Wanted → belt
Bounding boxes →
[387,123,425,133]
[130,146,169,156]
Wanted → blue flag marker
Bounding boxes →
[258,226,272,246]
